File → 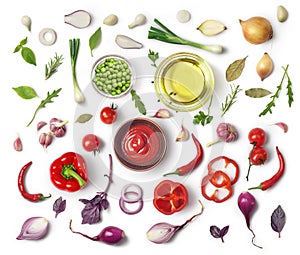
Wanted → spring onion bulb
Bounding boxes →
[128,14,147,29]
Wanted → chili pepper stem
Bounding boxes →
[163,169,180,176]
[62,165,86,187]
[39,193,52,200]
[248,184,263,190]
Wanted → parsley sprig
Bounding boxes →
[193,95,213,126]
[148,49,159,67]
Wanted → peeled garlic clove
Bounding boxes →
[256,52,273,81]
[115,35,143,49]
[197,19,227,36]
[21,15,31,31]
[103,14,118,26]
[16,217,49,240]
[277,5,288,23]
[64,10,92,28]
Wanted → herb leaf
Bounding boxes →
[148,49,159,67]
[221,84,242,116]
[53,196,66,218]
[89,27,102,57]
[245,88,271,98]
[193,111,213,126]
[130,89,146,115]
[226,56,248,82]
[210,225,229,242]
[284,65,293,107]
[45,53,64,80]
[26,88,62,127]
[75,113,93,123]
[12,86,38,99]
[271,205,286,238]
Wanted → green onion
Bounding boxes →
[69,38,85,103]
[148,19,223,54]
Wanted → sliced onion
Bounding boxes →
[119,193,144,215]
[120,183,143,203]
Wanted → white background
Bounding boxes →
[0,0,298,254]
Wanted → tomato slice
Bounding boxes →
[153,180,188,215]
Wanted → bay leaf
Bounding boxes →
[12,86,38,99]
[75,113,93,123]
[226,56,248,82]
[245,88,272,98]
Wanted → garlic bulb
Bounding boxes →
[239,16,273,44]
[256,52,273,81]
[206,122,238,147]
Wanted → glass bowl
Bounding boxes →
[113,118,167,171]
[91,54,136,98]
[154,52,214,112]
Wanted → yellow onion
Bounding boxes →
[256,52,274,81]
[239,16,273,44]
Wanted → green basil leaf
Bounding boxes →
[226,56,248,82]
[21,47,36,65]
[13,86,38,99]
[20,37,28,46]
[13,45,22,53]
[89,27,102,57]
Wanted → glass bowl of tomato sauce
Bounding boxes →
[113,118,167,171]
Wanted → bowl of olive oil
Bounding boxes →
[154,52,214,112]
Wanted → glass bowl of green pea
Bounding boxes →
[91,55,135,98]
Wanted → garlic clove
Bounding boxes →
[103,14,118,26]
[277,5,288,23]
[197,20,227,36]
[256,52,273,81]
[176,124,189,142]
[151,109,171,118]
[115,35,143,49]
[13,136,23,151]
[21,15,31,31]
[64,10,92,29]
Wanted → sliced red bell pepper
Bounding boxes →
[50,152,88,192]
[153,180,188,215]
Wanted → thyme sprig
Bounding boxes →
[221,84,242,117]
[45,53,64,80]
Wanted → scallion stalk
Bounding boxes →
[148,19,223,54]
[69,38,85,103]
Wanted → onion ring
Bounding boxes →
[119,191,144,215]
[120,183,143,203]
[39,28,57,46]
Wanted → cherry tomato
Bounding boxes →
[100,104,117,124]
[248,127,266,146]
[153,180,188,215]
[249,146,268,165]
[82,134,101,154]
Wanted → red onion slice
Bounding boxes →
[120,183,143,203]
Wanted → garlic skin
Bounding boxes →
[16,217,49,240]
[239,16,273,44]
[256,52,273,81]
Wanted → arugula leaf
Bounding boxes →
[26,88,62,127]
[148,49,159,67]
[130,89,146,115]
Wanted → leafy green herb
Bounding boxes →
[75,113,93,123]
[12,86,38,99]
[259,64,292,117]
[226,56,248,82]
[221,84,242,117]
[148,49,159,67]
[89,27,102,57]
[26,88,62,127]
[130,89,146,115]
[45,53,64,80]
[193,95,213,126]
[245,88,271,98]
[13,37,36,66]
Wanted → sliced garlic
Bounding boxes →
[176,124,189,142]
[197,19,227,36]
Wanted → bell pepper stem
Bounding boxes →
[62,165,86,187]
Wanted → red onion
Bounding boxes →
[16,217,49,240]
[237,191,262,249]
[69,220,125,245]
[119,183,144,214]
[206,122,238,147]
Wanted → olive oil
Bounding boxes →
[160,59,205,104]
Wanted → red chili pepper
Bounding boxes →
[163,133,203,176]
[249,146,284,191]
[153,179,188,215]
[207,156,240,185]
[201,171,233,203]
[50,152,88,192]
[18,161,51,202]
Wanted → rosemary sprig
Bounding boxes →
[221,84,242,117]
[45,53,64,80]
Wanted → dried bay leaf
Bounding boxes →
[75,113,93,123]
[226,56,248,82]
[245,88,272,98]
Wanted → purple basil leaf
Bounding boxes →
[210,225,221,238]
[271,205,286,238]
[220,225,229,237]
[53,196,66,218]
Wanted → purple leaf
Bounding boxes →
[210,225,229,243]
[53,196,66,218]
[271,205,286,238]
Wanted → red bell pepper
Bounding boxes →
[153,180,188,215]
[50,152,88,192]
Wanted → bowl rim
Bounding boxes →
[91,54,136,98]
[113,117,167,171]
[154,51,215,112]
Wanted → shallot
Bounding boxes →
[17,217,49,240]
[115,35,143,49]
[206,122,238,147]
[69,220,125,245]
[256,52,273,81]
[64,10,92,28]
